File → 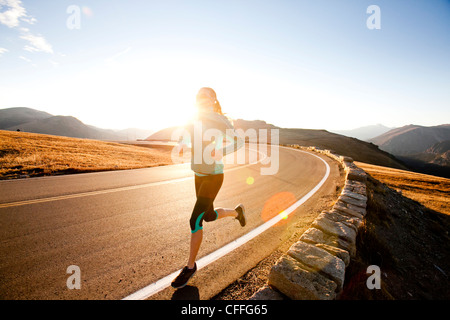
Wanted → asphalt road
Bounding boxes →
[0,145,341,300]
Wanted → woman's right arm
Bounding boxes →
[220,117,244,156]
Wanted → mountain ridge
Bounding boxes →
[330,124,394,141]
[369,124,450,178]
[0,107,153,141]
[369,124,450,155]
[147,119,408,170]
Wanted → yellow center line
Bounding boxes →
[0,148,266,209]
[0,177,192,209]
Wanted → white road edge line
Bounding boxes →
[122,148,330,300]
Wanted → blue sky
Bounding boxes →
[0,0,449,131]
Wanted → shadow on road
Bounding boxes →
[171,285,200,300]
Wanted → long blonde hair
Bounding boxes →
[213,99,223,115]
[196,87,224,115]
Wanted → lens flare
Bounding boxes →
[82,6,93,17]
[246,176,254,185]
[261,191,296,225]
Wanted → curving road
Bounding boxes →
[0,145,341,300]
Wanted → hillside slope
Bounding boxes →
[0,130,173,179]
[279,128,406,170]
[369,124,450,156]
[7,116,124,140]
[331,124,394,141]
[339,168,450,300]
[367,124,450,178]
[147,120,407,170]
[0,107,152,141]
[403,140,450,168]
[0,107,52,128]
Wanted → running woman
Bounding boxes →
[171,87,246,289]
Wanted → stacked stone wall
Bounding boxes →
[251,145,368,300]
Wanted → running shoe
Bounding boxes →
[235,204,246,227]
[171,263,197,289]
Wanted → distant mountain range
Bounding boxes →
[146,119,408,170]
[368,124,450,177]
[369,124,450,155]
[0,107,153,141]
[3,107,448,178]
[409,140,450,167]
[330,124,394,141]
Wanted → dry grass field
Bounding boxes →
[0,130,174,179]
[356,161,450,215]
[217,160,450,300]
[340,162,450,300]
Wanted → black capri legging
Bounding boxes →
[190,173,224,233]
